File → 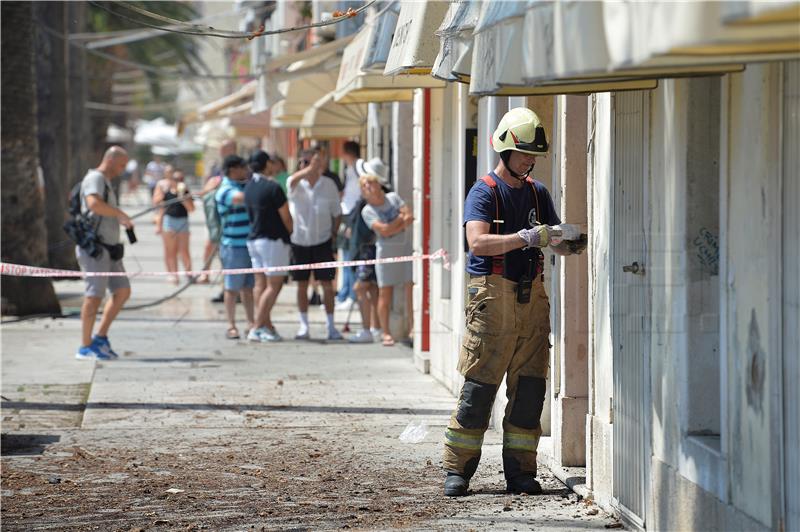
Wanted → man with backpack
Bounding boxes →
[73,146,134,360]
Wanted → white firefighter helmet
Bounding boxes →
[491,107,549,156]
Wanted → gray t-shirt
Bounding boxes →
[361,192,412,256]
[80,169,120,245]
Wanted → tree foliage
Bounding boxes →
[88,1,209,101]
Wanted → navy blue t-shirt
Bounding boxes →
[464,171,560,281]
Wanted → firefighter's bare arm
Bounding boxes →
[466,220,528,256]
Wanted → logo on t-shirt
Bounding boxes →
[528,208,538,228]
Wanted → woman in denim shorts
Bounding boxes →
[153,167,195,284]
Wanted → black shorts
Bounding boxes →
[290,239,336,282]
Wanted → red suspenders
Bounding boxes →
[479,175,541,275]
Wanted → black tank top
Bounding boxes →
[163,189,188,218]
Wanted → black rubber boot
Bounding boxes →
[444,473,469,497]
[444,457,479,497]
[504,455,543,495]
[506,474,542,495]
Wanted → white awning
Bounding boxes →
[468,1,528,95]
[651,1,800,58]
[262,36,353,72]
[253,37,351,115]
[197,80,257,120]
[431,0,481,83]
[270,55,343,129]
[334,7,444,104]
[299,93,367,140]
[383,0,450,76]
[526,0,798,84]
[721,1,800,25]
[230,110,271,139]
[469,1,722,96]
[521,1,746,85]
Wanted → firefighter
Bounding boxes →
[443,107,587,497]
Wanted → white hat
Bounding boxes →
[356,157,389,181]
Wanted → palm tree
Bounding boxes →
[1,2,61,315]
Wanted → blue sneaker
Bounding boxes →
[75,343,112,361]
[92,335,119,359]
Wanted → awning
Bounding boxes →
[520,1,746,85]
[334,5,444,104]
[270,55,343,129]
[253,37,352,115]
[299,93,367,140]
[230,109,270,138]
[431,0,481,83]
[649,1,800,58]
[722,1,800,26]
[525,0,797,86]
[434,1,752,96]
[263,36,353,72]
[383,1,450,76]
[468,1,528,95]
[197,80,257,120]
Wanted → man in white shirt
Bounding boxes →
[287,148,343,340]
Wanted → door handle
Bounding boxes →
[622,261,644,275]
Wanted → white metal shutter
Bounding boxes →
[611,90,651,528]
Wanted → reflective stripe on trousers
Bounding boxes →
[443,274,550,476]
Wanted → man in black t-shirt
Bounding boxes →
[244,151,293,342]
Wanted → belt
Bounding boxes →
[469,273,519,284]
[468,273,542,284]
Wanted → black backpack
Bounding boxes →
[63,180,108,258]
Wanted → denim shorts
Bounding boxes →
[162,214,189,233]
[219,245,254,291]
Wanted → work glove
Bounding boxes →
[517,225,561,248]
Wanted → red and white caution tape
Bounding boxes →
[0,249,451,278]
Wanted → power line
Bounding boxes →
[89,0,375,40]
[82,3,279,48]
[37,22,256,81]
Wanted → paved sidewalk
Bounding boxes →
[1,195,617,530]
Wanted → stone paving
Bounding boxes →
[1,192,619,530]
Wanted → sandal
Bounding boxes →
[226,327,240,340]
[382,335,395,347]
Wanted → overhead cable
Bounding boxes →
[89,0,375,40]
[37,22,256,81]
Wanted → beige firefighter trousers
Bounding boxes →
[443,274,550,477]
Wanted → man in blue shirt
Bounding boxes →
[443,108,587,497]
[215,155,254,339]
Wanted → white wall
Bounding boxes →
[723,63,784,528]
[586,92,615,508]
